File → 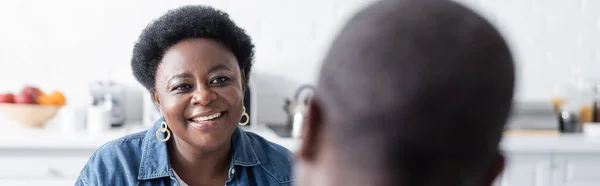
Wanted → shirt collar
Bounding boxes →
[137,117,261,180]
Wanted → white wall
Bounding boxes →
[456,0,600,102]
[0,0,599,125]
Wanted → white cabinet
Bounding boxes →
[497,153,552,186]
[497,153,600,186]
[0,149,95,186]
[0,156,88,180]
[553,153,600,186]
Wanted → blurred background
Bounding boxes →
[0,0,599,185]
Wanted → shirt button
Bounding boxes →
[230,168,235,175]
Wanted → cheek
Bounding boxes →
[159,95,188,121]
[220,86,245,112]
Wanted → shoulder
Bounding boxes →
[76,131,147,186]
[242,130,295,183]
[243,130,295,161]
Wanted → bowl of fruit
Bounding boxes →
[0,86,67,128]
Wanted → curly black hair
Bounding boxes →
[131,5,255,91]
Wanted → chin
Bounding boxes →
[192,139,226,149]
[185,120,237,149]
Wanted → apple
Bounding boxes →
[0,93,15,103]
[17,86,43,104]
[14,91,36,104]
[22,86,43,98]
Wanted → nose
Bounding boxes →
[191,85,217,106]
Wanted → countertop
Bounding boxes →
[1,122,600,153]
[0,122,301,151]
[501,130,600,153]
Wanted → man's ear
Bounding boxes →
[151,90,163,115]
[484,152,505,186]
[297,98,323,161]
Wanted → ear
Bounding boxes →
[297,98,323,161]
[484,152,505,186]
[151,90,163,115]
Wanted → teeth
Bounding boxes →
[191,112,222,122]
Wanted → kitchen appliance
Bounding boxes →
[558,110,582,133]
[89,81,126,127]
[283,84,315,138]
[142,79,258,129]
[87,93,112,134]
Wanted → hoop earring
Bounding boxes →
[155,121,171,142]
[239,106,249,126]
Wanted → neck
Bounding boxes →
[169,136,232,184]
[323,161,389,186]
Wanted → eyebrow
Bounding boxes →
[167,64,232,82]
[168,73,193,83]
[208,64,231,74]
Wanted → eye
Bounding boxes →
[210,76,230,84]
[172,84,192,92]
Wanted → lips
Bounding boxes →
[189,112,223,122]
[187,111,227,130]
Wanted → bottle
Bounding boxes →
[593,85,600,122]
[566,67,594,124]
[551,84,568,114]
[573,75,593,124]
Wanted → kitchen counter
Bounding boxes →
[0,122,301,186]
[2,123,600,186]
[501,130,600,153]
[244,125,301,152]
[1,123,600,154]
[0,122,146,150]
[0,122,300,151]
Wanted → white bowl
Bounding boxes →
[0,103,62,128]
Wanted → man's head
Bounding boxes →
[295,0,515,186]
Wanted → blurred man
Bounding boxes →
[294,0,515,186]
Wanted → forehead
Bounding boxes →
[159,38,237,72]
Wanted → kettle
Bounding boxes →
[284,84,315,138]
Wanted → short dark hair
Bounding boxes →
[131,5,255,91]
[315,0,514,185]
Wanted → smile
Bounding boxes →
[187,111,228,130]
[189,112,224,122]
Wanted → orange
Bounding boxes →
[37,94,54,105]
[49,91,66,106]
[37,91,66,106]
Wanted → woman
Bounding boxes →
[76,5,294,186]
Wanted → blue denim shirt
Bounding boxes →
[75,118,294,186]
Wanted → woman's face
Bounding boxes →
[152,38,245,149]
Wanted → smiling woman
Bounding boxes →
[75,5,294,186]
